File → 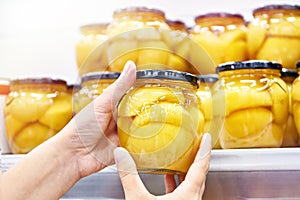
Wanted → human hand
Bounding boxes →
[114,133,212,200]
[60,60,137,178]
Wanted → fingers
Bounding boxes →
[164,175,177,193]
[94,60,137,113]
[183,133,212,194]
[114,147,152,199]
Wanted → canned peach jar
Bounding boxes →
[213,60,288,148]
[292,61,300,142]
[196,74,220,148]
[190,12,248,66]
[247,5,300,69]
[74,72,120,113]
[75,23,108,73]
[4,78,72,154]
[117,70,204,174]
[281,69,299,147]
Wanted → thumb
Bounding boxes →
[114,147,151,199]
[94,60,137,113]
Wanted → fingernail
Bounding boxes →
[122,60,135,75]
[196,133,212,161]
[114,147,127,165]
[114,147,137,172]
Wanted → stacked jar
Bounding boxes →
[292,61,300,144]
[74,72,120,113]
[247,5,300,69]
[281,69,299,147]
[0,79,10,154]
[196,74,221,148]
[213,60,288,148]
[75,23,109,75]
[4,78,72,154]
[190,13,248,67]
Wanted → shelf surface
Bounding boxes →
[2,148,300,200]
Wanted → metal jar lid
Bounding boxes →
[281,68,299,78]
[136,70,198,87]
[198,74,219,83]
[113,7,166,18]
[216,60,282,73]
[253,4,300,16]
[81,72,121,83]
[11,78,67,86]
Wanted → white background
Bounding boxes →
[0,0,299,84]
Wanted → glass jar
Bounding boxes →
[196,74,221,148]
[117,70,203,174]
[4,78,73,154]
[281,69,299,147]
[292,61,300,143]
[67,84,81,117]
[106,7,173,72]
[0,79,11,154]
[214,60,289,148]
[74,72,120,113]
[75,23,109,74]
[247,5,300,69]
[190,13,248,66]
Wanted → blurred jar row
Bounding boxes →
[75,4,300,75]
[2,60,300,154]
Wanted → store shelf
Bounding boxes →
[2,148,300,200]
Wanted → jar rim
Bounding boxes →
[195,12,244,22]
[166,20,186,31]
[253,4,300,15]
[81,72,121,82]
[136,70,198,87]
[11,78,67,86]
[166,20,185,26]
[216,60,282,73]
[198,74,219,83]
[80,23,108,33]
[113,6,165,17]
[281,68,299,78]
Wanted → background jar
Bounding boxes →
[281,69,299,147]
[247,4,300,69]
[0,78,11,154]
[213,61,288,149]
[292,61,300,143]
[196,74,221,148]
[4,78,72,154]
[190,13,248,67]
[105,7,178,72]
[75,23,108,75]
[117,70,203,174]
[74,72,120,113]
